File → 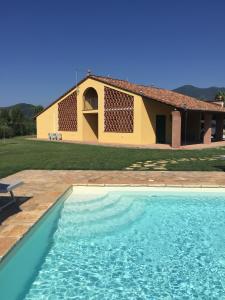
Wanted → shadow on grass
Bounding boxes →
[212,165,225,172]
[0,196,31,224]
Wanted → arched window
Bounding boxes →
[83,87,98,110]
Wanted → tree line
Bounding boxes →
[0,105,43,139]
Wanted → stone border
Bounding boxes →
[0,186,73,262]
[73,183,225,188]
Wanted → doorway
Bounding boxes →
[83,113,98,142]
[156,115,166,143]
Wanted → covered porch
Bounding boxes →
[171,109,225,148]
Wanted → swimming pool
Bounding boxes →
[1,186,225,299]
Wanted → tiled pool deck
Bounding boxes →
[1,170,225,260]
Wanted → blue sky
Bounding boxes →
[0,0,225,107]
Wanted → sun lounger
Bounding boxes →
[0,181,24,211]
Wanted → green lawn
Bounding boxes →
[1,137,225,178]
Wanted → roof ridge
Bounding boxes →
[91,74,170,91]
[90,74,130,83]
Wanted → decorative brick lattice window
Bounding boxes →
[104,87,134,132]
[58,91,77,131]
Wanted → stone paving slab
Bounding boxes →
[1,170,225,260]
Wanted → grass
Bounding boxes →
[1,137,225,178]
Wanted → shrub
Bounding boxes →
[0,125,14,139]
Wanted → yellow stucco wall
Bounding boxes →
[141,98,173,144]
[77,78,143,144]
[36,104,58,139]
[36,87,83,141]
[36,78,173,145]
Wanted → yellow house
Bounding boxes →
[36,75,225,148]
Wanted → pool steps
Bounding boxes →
[56,194,147,238]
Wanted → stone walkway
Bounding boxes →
[1,170,225,260]
[125,155,223,171]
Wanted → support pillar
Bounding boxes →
[215,114,224,141]
[203,112,212,144]
[171,110,181,148]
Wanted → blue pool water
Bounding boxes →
[2,187,225,299]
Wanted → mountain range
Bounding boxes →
[173,85,225,102]
[0,103,41,119]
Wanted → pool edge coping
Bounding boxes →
[0,186,73,263]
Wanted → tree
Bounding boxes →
[215,91,225,103]
[10,107,25,136]
[34,105,44,115]
[0,109,10,126]
[0,125,14,139]
[0,104,41,139]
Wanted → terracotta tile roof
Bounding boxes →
[90,75,225,113]
[36,74,225,118]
